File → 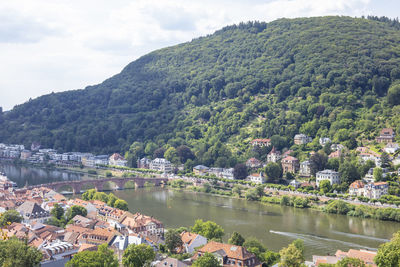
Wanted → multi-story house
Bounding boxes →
[149,158,172,172]
[180,231,207,254]
[364,182,389,199]
[195,241,262,267]
[119,212,164,237]
[281,156,300,174]
[376,128,395,143]
[319,137,331,146]
[294,134,312,145]
[245,158,262,168]
[384,142,399,154]
[267,147,281,163]
[316,169,340,186]
[137,157,151,169]
[250,139,271,147]
[109,153,128,167]
[248,172,265,184]
[193,165,210,176]
[17,201,51,224]
[299,161,311,177]
[349,180,365,196]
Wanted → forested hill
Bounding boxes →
[1,16,400,166]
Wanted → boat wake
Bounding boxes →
[269,230,377,250]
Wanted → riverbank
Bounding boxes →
[168,180,400,223]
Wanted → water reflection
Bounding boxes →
[0,162,82,187]
[114,188,399,259]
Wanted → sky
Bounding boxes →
[0,0,399,111]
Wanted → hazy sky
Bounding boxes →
[0,0,399,110]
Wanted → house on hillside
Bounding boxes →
[384,142,399,154]
[150,158,172,172]
[246,158,262,168]
[248,172,265,184]
[281,156,299,174]
[376,128,395,143]
[194,241,262,267]
[299,161,311,177]
[319,137,331,146]
[193,165,209,176]
[329,150,342,159]
[109,153,127,167]
[294,134,312,145]
[267,147,281,163]
[349,180,365,196]
[137,157,151,169]
[250,139,271,147]
[316,170,340,187]
[364,182,388,199]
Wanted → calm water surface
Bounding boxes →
[2,162,399,259]
[114,188,399,259]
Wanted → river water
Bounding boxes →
[1,162,398,259]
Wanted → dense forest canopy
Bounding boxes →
[1,16,400,167]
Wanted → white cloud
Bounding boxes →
[0,0,396,111]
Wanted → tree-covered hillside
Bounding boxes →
[1,16,400,167]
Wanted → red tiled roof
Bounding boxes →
[198,241,256,261]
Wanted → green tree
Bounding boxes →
[373,167,383,182]
[66,243,118,267]
[191,219,224,241]
[193,252,222,267]
[165,229,183,253]
[336,257,366,267]
[243,238,266,261]
[375,230,400,266]
[107,193,118,207]
[66,205,87,221]
[339,161,360,184]
[310,152,328,176]
[233,163,248,180]
[387,84,400,106]
[279,242,304,267]
[319,180,332,194]
[0,210,22,227]
[265,162,282,181]
[82,189,96,200]
[93,192,109,203]
[50,203,64,220]
[165,147,179,164]
[380,152,390,168]
[176,145,195,163]
[0,238,42,267]
[114,199,129,211]
[228,231,245,246]
[122,244,155,267]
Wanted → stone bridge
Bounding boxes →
[28,177,168,194]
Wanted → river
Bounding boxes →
[1,162,398,259]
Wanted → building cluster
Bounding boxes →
[0,184,166,266]
[0,142,127,167]
[0,181,267,267]
[308,249,377,266]
[349,180,389,199]
[192,165,235,180]
[245,127,400,189]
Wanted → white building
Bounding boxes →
[150,158,172,172]
[316,169,340,187]
[109,153,128,167]
[364,182,389,199]
[384,143,399,154]
[294,134,312,145]
[267,147,281,163]
[289,179,301,189]
[221,168,234,180]
[248,172,265,184]
[319,137,331,146]
[17,201,51,224]
[299,161,311,177]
